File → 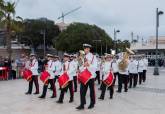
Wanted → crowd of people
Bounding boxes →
[16,43,148,110]
[0,44,148,110]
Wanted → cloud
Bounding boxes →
[15,0,165,41]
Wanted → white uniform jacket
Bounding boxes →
[54,60,62,76]
[112,59,119,73]
[138,60,144,73]
[60,61,75,81]
[25,60,31,70]
[143,58,148,70]
[102,61,112,80]
[79,52,97,79]
[46,60,55,79]
[96,58,101,71]
[30,59,39,76]
[128,60,138,74]
[70,60,78,76]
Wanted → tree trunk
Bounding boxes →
[6,14,12,60]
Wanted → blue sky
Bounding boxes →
[13,0,165,41]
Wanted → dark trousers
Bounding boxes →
[99,82,114,99]
[95,71,100,84]
[41,79,56,97]
[58,81,74,102]
[129,73,138,88]
[138,72,143,85]
[80,78,95,106]
[11,70,16,79]
[129,73,133,88]
[73,76,77,92]
[49,76,59,89]
[27,76,39,93]
[142,70,147,82]
[118,74,128,92]
[133,74,138,87]
[54,75,59,83]
[113,72,119,85]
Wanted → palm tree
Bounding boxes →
[0,1,16,59]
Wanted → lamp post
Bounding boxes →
[40,29,46,57]
[153,8,164,75]
[93,40,102,55]
[114,29,120,53]
[43,29,46,57]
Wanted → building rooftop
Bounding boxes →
[56,22,70,31]
[131,36,165,50]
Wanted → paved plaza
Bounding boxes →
[0,67,165,114]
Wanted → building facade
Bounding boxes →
[130,36,165,66]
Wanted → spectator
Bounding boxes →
[0,56,4,77]
[4,57,12,80]
[11,60,17,79]
[0,56,4,67]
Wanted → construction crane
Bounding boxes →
[14,0,20,8]
[57,6,81,23]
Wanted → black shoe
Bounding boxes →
[33,92,39,95]
[129,86,132,88]
[110,96,113,99]
[69,99,74,103]
[88,104,94,109]
[116,90,121,93]
[98,97,104,100]
[56,100,63,104]
[124,90,128,92]
[74,90,77,92]
[50,95,56,98]
[76,105,84,110]
[38,95,45,99]
[25,92,31,95]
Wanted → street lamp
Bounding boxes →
[114,29,120,53]
[153,8,164,75]
[41,30,46,57]
[93,40,102,55]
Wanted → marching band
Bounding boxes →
[22,43,148,110]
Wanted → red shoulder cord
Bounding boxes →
[31,60,36,67]
[91,55,94,64]
[64,62,70,71]
[50,61,53,68]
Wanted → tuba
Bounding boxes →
[118,48,134,72]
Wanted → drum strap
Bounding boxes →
[110,62,113,71]
[30,60,36,67]
[137,61,139,70]
[50,61,53,68]
[91,55,94,64]
[64,62,70,71]
[84,54,94,64]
